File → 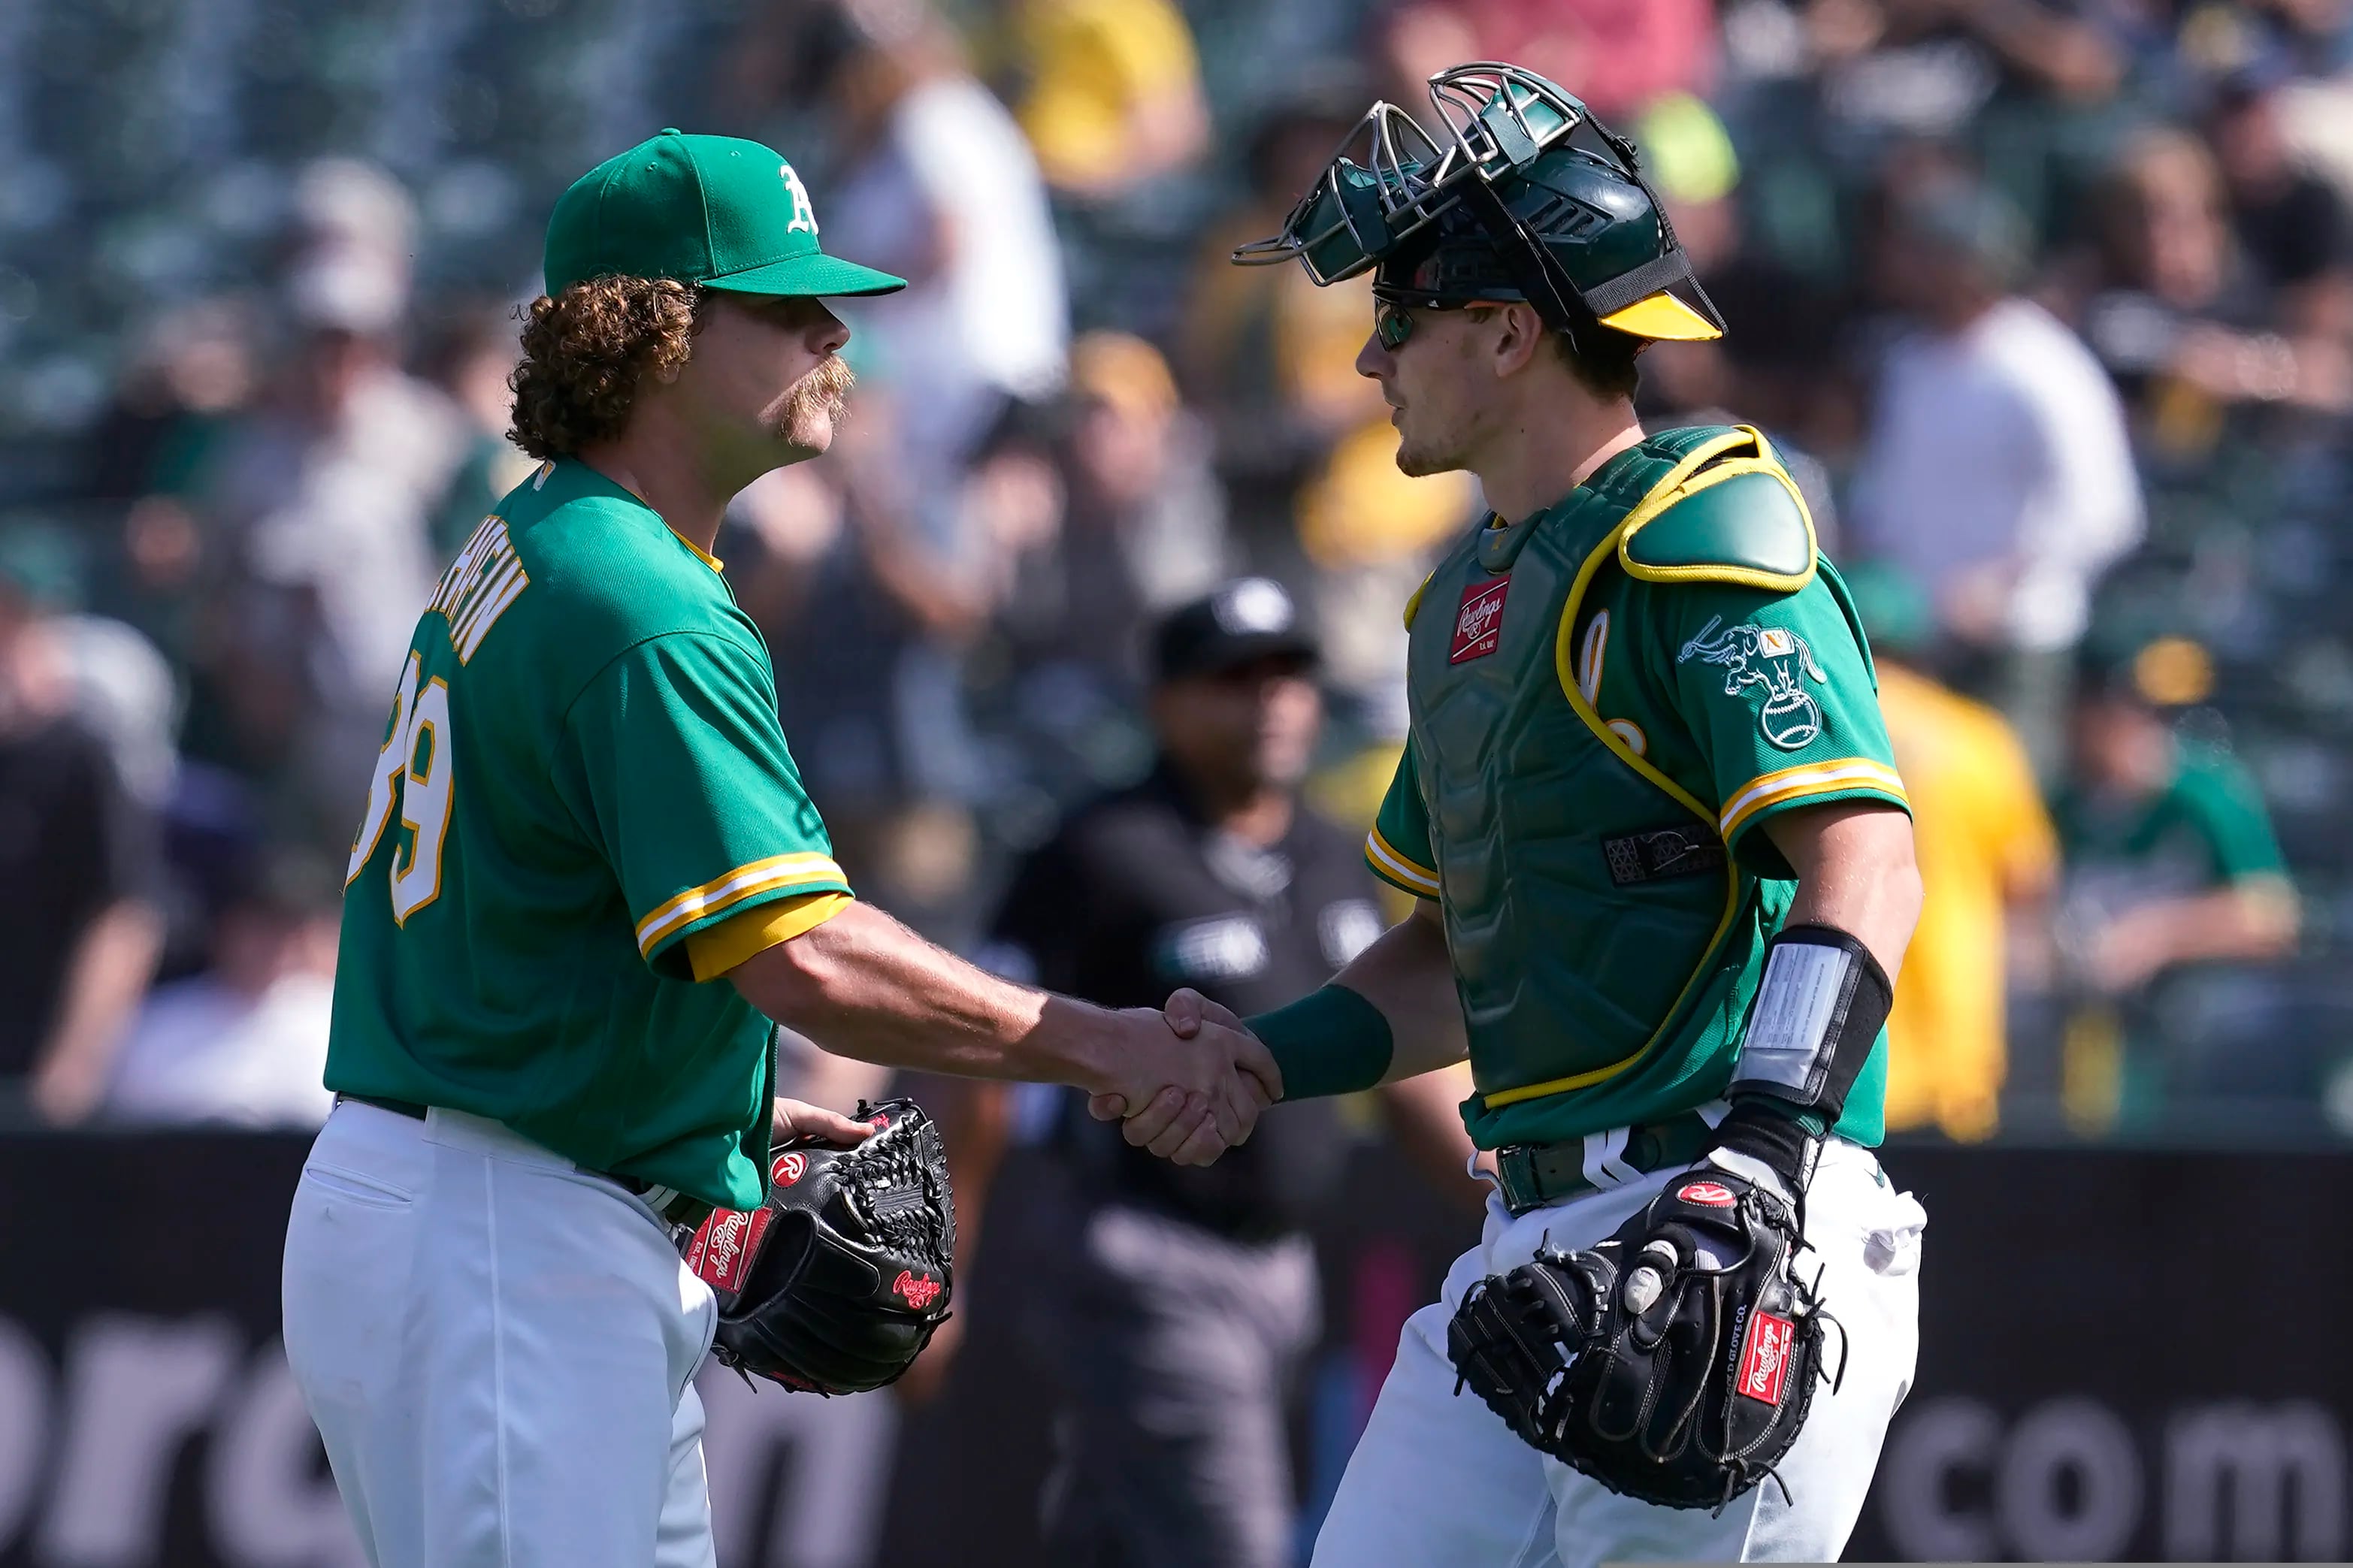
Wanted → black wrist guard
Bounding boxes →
[1726,923,1892,1131]
[1707,1098,1818,1193]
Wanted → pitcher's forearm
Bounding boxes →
[729,900,1110,1089]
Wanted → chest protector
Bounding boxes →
[1406,425,1816,1110]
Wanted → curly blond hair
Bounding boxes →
[508,276,700,458]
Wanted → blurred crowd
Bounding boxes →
[0,0,2350,1143]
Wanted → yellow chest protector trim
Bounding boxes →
[1404,567,1438,631]
[1615,429,1817,591]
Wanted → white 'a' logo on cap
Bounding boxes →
[781,164,818,236]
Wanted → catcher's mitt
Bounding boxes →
[681,1096,954,1395]
[1445,1163,1836,1511]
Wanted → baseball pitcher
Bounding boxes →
[280,129,1277,1568]
[1150,66,1931,1563]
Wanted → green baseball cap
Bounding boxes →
[543,128,906,299]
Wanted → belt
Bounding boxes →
[334,1093,715,1233]
[1493,1109,1719,1217]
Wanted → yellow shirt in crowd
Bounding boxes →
[1015,0,1201,189]
[1874,663,2058,1141]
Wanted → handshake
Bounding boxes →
[1078,989,1278,1167]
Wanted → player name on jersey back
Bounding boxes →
[429,515,532,663]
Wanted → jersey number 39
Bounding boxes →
[346,652,455,923]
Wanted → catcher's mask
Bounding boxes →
[1233,63,1725,356]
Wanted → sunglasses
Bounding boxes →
[1375,301,1417,350]
[1376,299,1486,351]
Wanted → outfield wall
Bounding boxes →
[0,1134,2339,1566]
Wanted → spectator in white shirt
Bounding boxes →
[1851,173,2145,662]
[814,2,1069,497]
[106,853,337,1130]
[199,168,470,850]
[1849,171,2144,770]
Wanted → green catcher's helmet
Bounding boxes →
[1234,64,1724,351]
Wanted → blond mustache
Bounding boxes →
[780,355,855,431]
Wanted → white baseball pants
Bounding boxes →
[1311,1136,1927,1566]
[282,1099,719,1568]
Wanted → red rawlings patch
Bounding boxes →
[893,1270,943,1310]
[1677,1180,1738,1207]
[1737,1310,1795,1406]
[686,1207,775,1295]
[771,1150,807,1188]
[1450,577,1511,663]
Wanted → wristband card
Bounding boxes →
[1732,940,1852,1096]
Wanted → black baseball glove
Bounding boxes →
[1445,1142,1834,1511]
[681,1096,955,1395]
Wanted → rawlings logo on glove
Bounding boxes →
[892,1270,944,1310]
[682,1097,956,1397]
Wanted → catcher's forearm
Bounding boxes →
[1247,902,1466,1099]
[1340,900,1469,1083]
[1719,803,1919,1156]
[1763,801,1920,983]
[732,900,1118,1090]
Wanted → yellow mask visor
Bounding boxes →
[1598,292,1724,342]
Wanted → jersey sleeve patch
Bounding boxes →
[1718,759,1910,844]
[1677,615,1834,753]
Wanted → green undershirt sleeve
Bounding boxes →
[1245,984,1396,1101]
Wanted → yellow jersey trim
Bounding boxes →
[1717,759,1910,844]
[1365,826,1441,897]
[634,851,848,956]
[686,891,852,983]
[667,525,724,573]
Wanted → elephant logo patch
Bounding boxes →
[1677,617,1826,751]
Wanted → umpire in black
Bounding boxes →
[931,579,1454,1567]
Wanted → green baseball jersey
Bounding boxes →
[325,458,851,1210]
[2055,745,2286,899]
[1364,426,1910,1153]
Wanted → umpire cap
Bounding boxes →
[1152,579,1320,684]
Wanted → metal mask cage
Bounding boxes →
[1234,63,1716,347]
[1232,101,1456,282]
[1231,66,1602,286]
[1425,62,1593,183]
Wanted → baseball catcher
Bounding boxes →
[1171,60,1930,1564]
[682,1096,957,1395]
